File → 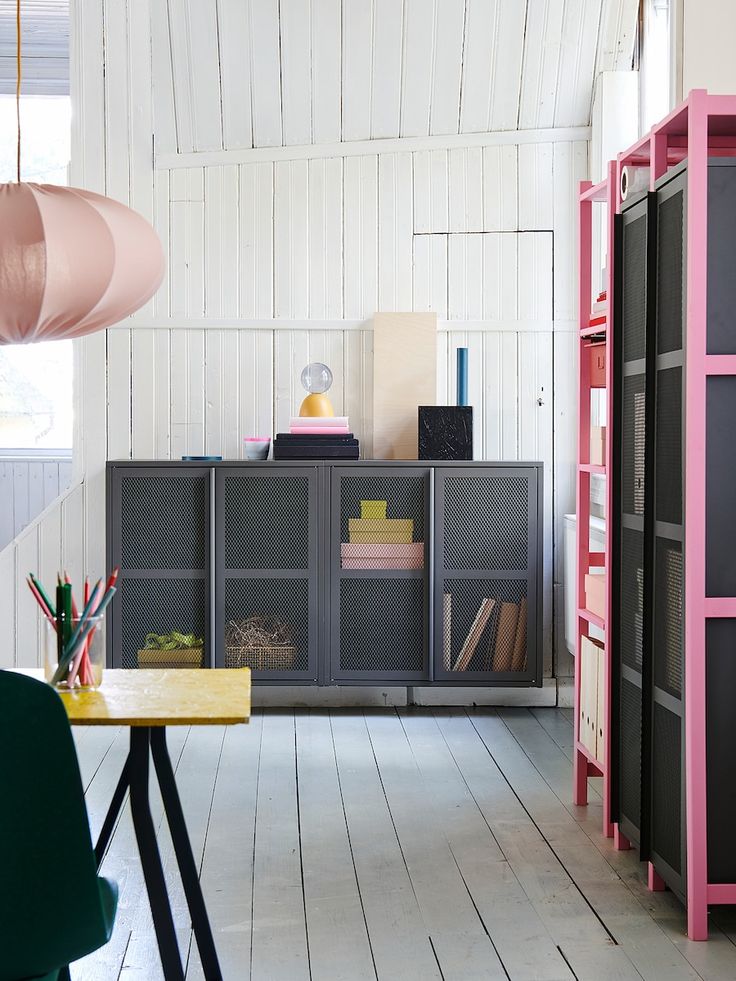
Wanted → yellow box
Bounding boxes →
[348,518,413,544]
[360,500,388,519]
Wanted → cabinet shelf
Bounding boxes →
[579,464,606,475]
[578,607,605,630]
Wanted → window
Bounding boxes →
[0,94,72,453]
[640,0,673,134]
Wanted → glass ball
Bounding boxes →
[301,362,333,395]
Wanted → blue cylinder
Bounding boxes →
[456,347,469,407]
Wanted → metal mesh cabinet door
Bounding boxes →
[648,167,686,896]
[613,193,654,849]
[108,466,211,669]
[434,466,541,685]
[329,466,429,683]
[216,465,320,682]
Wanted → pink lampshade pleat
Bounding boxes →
[0,184,46,344]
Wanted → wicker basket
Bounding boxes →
[225,644,297,671]
[137,647,204,669]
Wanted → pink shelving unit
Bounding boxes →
[574,162,616,840]
[576,89,736,941]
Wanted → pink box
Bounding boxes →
[341,556,424,570]
[340,542,424,570]
[589,344,606,387]
[590,426,606,466]
[585,573,606,619]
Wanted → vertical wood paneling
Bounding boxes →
[448,147,483,233]
[553,140,589,323]
[413,234,448,319]
[239,162,274,318]
[483,332,518,459]
[344,155,378,318]
[79,331,108,581]
[518,143,554,230]
[217,0,254,149]
[275,160,310,319]
[378,152,413,310]
[61,483,85,589]
[0,547,15,666]
[12,465,29,535]
[307,332,345,415]
[205,329,224,455]
[400,0,433,137]
[518,232,553,321]
[15,529,40,667]
[435,329,449,404]
[371,0,403,139]
[342,0,373,142]
[205,165,239,318]
[482,144,518,232]
[413,149,448,234]
[488,0,527,131]
[429,0,466,136]
[107,329,132,461]
[554,330,578,586]
[166,0,194,153]
[481,233,517,321]
[221,330,242,458]
[131,328,157,457]
[249,0,282,147]
[280,0,313,146]
[448,233,483,320]
[308,158,344,319]
[554,0,604,128]
[274,331,311,435]
[0,465,13,546]
[311,0,342,144]
[518,331,554,669]
[170,172,205,317]
[518,0,565,130]
[344,330,373,456]
[153,170,170,318]
[239,330,274,445]
[103,0,130,204]
[185,0,223,151]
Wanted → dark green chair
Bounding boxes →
[0,671,118,981]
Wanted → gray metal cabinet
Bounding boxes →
[107,460,542,687]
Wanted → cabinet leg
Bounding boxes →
[573,747,588,806]
[614,824,631,851]
[648,862,666,892]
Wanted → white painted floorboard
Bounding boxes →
[72,710,736,980]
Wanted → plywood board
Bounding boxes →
[373,312,437,459]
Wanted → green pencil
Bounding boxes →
[29,573,55,618]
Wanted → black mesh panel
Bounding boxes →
[442,579,528,673]
[224,578,310,672]
[120,577,206,669]
[120,473,207,570]
[655,367,682,526]
[224,472,310,570]
[339,578,424,673]
[657,191,684,355]
[622,213,647,363]
[339,474,425,542]
[622,374,646,516]
[653,538,683,699]
[620,677,642,832]
[652,703,682,875]
[620,526,644,672]
[443,476,529,571]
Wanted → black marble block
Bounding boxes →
[418,406,473,460]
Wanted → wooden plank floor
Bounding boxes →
[73,708,736,981]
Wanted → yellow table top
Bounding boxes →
[14,668,251,727]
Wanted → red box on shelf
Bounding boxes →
[589,344,606,387]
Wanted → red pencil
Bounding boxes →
[26,577,57,631]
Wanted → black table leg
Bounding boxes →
[129,727,185,981]
[151,727,223,981]
[94,758,130,868]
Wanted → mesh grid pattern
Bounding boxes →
[623,213,648,363]
[622,374,646,516]
[443,476,529,571]
[339,578,424,673]
[224,472,310,570]
[655,367,682,526]
[120,577,206,669]
[339,475,425,542]
[620,526,644,672]
[652,702,682,875]
[657,191,684,355]
[620,677,642,832]
[442,579,528,673]
[654,538,683,699]
[120,474,207,570]
[225,578,309,672]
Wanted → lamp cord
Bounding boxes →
[16,0,21,182]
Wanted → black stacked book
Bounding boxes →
[273,433,360,460]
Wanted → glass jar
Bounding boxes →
[44,615,105,689]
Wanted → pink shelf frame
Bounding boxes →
[576,89,736,942]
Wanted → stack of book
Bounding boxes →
[273,416,359,460]
[341,500,424,569]
[445,595,527,672]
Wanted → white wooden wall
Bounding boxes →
[0,457,73,552]
[0,0,641,679]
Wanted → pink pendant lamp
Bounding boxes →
[0,2,164,345]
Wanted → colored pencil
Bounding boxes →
[29,573,55,618]
[26,577,57,630]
